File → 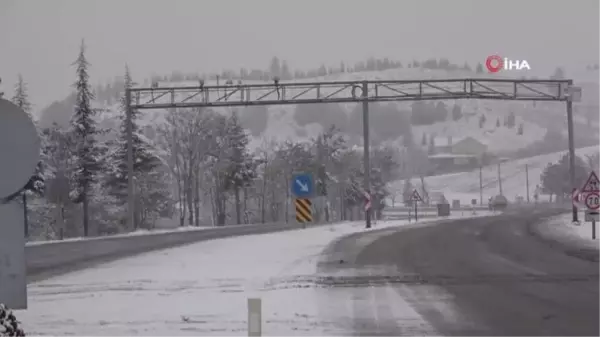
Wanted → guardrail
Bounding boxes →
[25,221,330,281]
[382,205,489,220]
[25,202,572,281]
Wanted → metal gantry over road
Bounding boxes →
[125,78,582,229]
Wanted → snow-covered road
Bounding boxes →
[18,214,490,336]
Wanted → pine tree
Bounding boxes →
[11,74,45,238]
[280,60,292,80]
[12,75,32,114]
[551,67,565,80]
[475,63,484,74]
[223,113,256,224]
[11,75,44,195]
[107,65,163,229]
[69,40,103,236]
[451,104,463,121]
[269,56,281,78]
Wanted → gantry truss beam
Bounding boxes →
[128,78,574,110]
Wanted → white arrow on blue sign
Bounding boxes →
[292,173,314,198]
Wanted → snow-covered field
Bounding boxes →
[391,146,599,205]
[18,213,491,336]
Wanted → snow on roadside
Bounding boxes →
[25,224,215,246]
[537,212,600,251]
[18,212,493,336]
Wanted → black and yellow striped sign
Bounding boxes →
[295,198,313,223]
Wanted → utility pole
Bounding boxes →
[125,88,135,231]
[497,162,503,196]
[479,165,483,205]
[362,81,371,229]
[566,81,578,222]
[525,164,530,203]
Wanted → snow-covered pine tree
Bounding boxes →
[107,65,166,230]
[223,112,256,225]
[69,40,103,236]
[11,74,46,237]
[11,74,45,193]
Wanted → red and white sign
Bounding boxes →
[585,192,599,210]
[581,171,599,193]
[364,191,371,211]
[485,55,531,73]
[411,189,423,202]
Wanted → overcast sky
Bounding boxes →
[1,0,598,112]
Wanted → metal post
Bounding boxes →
[525,164,530,203]
[497,162,503,195]
[22,193,28,238]
[566,85,578,222]
[361,81,371,228]
[479,166,483,205]
[593,219,596,240]
[247,298,262,336]
[414,202,418,222]
[125,88,135,230]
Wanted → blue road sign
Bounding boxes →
[292,173,314,198]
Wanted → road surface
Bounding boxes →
[320,211,599,336]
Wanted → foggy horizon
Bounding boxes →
[1,0,598,112]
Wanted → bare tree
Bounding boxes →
[158,108,217,226]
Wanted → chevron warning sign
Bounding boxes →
[295,198,313,223]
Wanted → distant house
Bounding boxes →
[427,136,457,154]
[452,136,488,158]
[427,136,489,173]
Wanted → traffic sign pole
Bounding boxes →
[411,190,423,222]
[584,192,599,210]
[565,85,584,223]
[361,81,371,229]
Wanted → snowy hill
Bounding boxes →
[390,145,599,205]
[89,66,594,155]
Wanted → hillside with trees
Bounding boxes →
[5,43,439,241]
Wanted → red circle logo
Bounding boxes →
[485,55,503,73]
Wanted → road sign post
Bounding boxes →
[294,198,313,227]
[291,173,314,227]
[411,190,423,222]
[247,298,262,337]
[580,171,599,239]
[584,192,599,210]
[291,173,314,199]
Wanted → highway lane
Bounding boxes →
[325,212,599,336]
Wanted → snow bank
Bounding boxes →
[536,212,600,251]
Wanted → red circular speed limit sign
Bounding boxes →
[584,192,600,210]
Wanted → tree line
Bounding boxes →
[7,40,432,241]
[540,152,599,202]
